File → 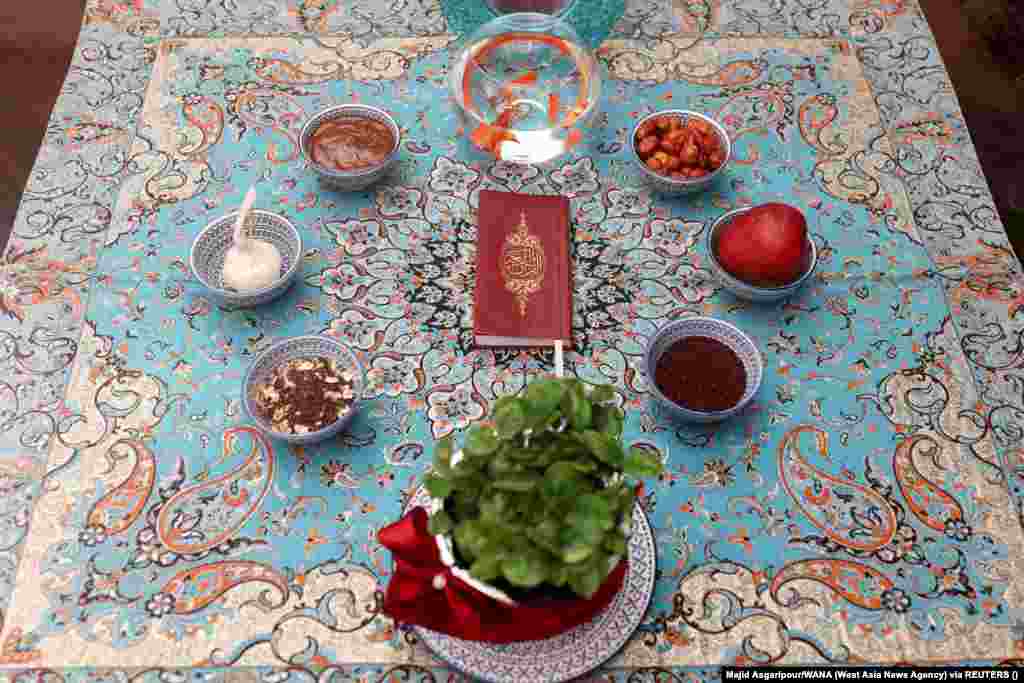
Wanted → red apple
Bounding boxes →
[715,203,812,287]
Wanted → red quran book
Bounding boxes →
[474,190,572,348]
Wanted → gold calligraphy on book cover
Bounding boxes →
[499,211,546,317]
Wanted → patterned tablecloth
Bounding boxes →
[2,0,1024,680]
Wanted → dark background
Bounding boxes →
[0,0,1019,256]
[0,0,84,244]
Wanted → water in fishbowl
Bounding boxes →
[449,13,601,165]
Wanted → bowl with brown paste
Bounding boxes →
[300,104,401,191]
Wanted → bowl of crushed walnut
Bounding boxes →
[242,335,365,445]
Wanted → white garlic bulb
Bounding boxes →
[221,187,283,292]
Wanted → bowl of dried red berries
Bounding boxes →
[631,110,731,195]
[643,317,762,423]
[243,335,365,445]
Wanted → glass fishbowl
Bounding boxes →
[449,11,602,165]
[484,0,575,15]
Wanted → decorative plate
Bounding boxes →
[439,0,626,49]
[407,485,656,683]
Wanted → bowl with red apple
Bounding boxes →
[707,202,818,303]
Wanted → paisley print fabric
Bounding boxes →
[0,0,1022,678]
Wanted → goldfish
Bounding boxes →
[506,70,538,88]
[497,70,539,103]
[470,124,518,160]
[494,105,516,128]
[564,126,583,152]
[547,92,560,125]
[469,105,519,160]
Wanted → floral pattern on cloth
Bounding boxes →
[0,0,1022,678]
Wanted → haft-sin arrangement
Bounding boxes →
[242,335,366,446]
[181,8,823,680]
[644,316,764,424]
[450,11,601,164]
[300,104,401,191]
[708,202,818,302]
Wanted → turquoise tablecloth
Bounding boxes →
[0,0,1022,679]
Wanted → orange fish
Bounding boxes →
[304,528,328,555]
[508,70,538,87]
[470,106,519,159]
[497,70,540,102]
[499,70,539,100]
[564,126,583,151]
[470,122,518,160]
[495,106,516,128]
[547,92,560,125]
[565,104,591,129]
[727,528,753,554]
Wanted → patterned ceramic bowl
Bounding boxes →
[630,109,731,196]
[643,316,763,424]
[707,206,818,303]
[300,104,401,192]
[189,209,302,308]
[242,335,366,445]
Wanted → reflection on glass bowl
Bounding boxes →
[485,0,575,16]
[449,12,601,165]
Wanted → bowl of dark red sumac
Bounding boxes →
[644,317,763,423]
[631,110,731,195]
[300,104,401,192]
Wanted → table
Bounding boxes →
[1,0,1023,679]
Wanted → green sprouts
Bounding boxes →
[424,377,662,599]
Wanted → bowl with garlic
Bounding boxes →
[243,335,365,445]
[190,202,302,308]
